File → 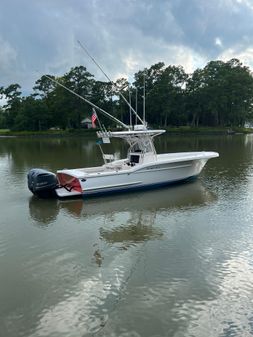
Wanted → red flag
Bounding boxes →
[91,109,97,128]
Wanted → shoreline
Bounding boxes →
[0,127,253,137]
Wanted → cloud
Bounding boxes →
[220,46,253,68]
[0,0,253,94]
[215,37,223,48]
[0,36,18,80]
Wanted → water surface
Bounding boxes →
[1,134,253,337]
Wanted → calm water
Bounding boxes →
[1,133,253,337]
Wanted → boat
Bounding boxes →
[27,123,218,198]
[59,128,219,197]
[27,49,219,199]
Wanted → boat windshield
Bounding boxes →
[129,136,154,154]
[131,143,142,152]
[97,129,164,156]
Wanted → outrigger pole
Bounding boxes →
[44,75,129,129]
[77,40,146,127]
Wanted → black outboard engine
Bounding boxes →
[27,168,59,198]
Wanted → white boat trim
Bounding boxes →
[83,181,142,191]
[136,163,192,173]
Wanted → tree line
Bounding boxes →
[0,58,253,131]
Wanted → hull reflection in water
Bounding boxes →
[29,180,216,225]
[27,180,217,335]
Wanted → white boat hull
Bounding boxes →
[55,151,218,198]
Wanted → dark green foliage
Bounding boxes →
[185,59,253,127]
[13,97,50,131]
[1,58,253,131]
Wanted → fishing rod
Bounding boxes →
[77,40,145,127]
[44,75,129,129]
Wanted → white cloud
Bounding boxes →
[215,37,223,47]
[236,0,253,11]
[219,46,253,68]
[0,36,17,78]
[1,0,253,93]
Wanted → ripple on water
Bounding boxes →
[0,237,7,257]
[172,253,253,337]
[20,246,140,336]
[0,226,8,257]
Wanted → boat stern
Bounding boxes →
[56,171,83,197]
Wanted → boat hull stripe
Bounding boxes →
[83,181,142,191]
[82,175,198,197]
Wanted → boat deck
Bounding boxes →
[58,161,132,178]
[56,151,218,179]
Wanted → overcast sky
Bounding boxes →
[1,0,253,95]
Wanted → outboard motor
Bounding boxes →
[27,168,59,198]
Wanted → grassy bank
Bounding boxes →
[0,126,253,137]
[0,128,97,137]
[165,126,253,134]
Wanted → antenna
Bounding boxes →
[129,84,132,128]
[135,87,138,125]
[44,75,129,129]
[77,40,146,127]
[143,72,146,125]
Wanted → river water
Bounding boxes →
[1,133,253,337]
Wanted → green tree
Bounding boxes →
[0,106,6,129]
[13,96,50,131]
[2,58,253,131]
[185,68,207,127]
[113,78,129,126]
[33,75,56,99]
[146,65,188,126]
[186,59,253,127]
[133,62,165,122]
[62,66,94,128]
[1,84,22,129]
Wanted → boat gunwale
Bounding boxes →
[56,151,219,179]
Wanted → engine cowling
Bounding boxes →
[27,168,59,198]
